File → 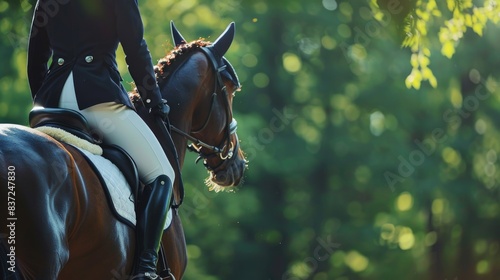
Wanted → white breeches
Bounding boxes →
[58,72,174,184]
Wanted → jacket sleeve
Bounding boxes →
[27,1,52,98]
[114,0,163,108]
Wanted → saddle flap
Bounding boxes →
[102,145,141,204]
[67,144,173,230]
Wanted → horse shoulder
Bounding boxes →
[0,124,88,229]
[0,124,82,277]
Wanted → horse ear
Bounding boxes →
[211,22,235,58]
[170,21,187,46]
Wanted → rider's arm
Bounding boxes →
[114,0,163,108]
[27,1,52,98]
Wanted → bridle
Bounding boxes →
[169,46,240,171]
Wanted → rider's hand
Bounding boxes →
[150,99,170,121]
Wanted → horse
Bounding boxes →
[0,22,246,279]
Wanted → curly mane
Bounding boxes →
[155,39,211,80]
[130,39,212,103]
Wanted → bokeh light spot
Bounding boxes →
[282,52,302,73]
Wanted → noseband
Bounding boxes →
[169,46,239,171]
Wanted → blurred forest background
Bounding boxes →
[1,0,500,279]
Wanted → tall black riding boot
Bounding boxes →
[132,175,173,280]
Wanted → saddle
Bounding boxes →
[29,107,99,144]
[29,107,141,224]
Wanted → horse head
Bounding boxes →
[153,22,247,192]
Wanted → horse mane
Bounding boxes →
[155,39,211,79]
[129,39,212,103]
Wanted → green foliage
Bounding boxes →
[372,0,500,89]
[2,0,500,279]
[0,0,33,124]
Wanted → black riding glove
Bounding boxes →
[150,99,170,121]
[150,99,172,134]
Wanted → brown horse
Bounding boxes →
[0,22,246,279]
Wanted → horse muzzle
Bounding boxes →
[211,156,247,187]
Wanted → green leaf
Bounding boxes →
[441,41,455,58]
[472,23,484,36]
[410,54,419,68]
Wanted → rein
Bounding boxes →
[170,119,237,156]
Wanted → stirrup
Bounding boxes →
[131,271,159,280]
[166,271,176,280]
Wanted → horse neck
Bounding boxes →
[159,50,215,164]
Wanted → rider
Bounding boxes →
[27,0,173,279]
